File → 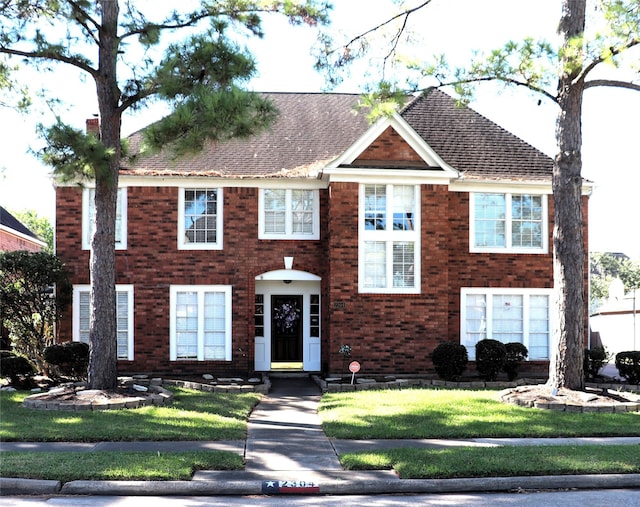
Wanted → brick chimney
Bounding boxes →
[86,117,100,138]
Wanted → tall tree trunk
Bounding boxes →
[88,0,122,390]
[548,0,586,391]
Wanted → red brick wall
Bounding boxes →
[0,231,43,252]
[355,126,424,163]
[56,185,330,376]
[325,181,577,375]
[56,180,590,377]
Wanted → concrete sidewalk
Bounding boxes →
[2,375,640,496]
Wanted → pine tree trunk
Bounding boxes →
[547,0,586,391]
[87,0,122,390]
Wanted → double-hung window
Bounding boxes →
[179,188,223,249]
[170,285,232,361]
[461,288,552,360]
[359,184,420,293]
[82,188,127,250]
[72,285,134,360]
[470,192,547,253]
[259,188,319,239]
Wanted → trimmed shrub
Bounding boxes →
[0,353,35,385]
[615,351,640,384]
[503,342,528,381]
[475,339,507,381]
[584,346,610,381]
[432,342,468,381]
[43,342,89,380]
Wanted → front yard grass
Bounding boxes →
[1,450,243,482]
[0,387,261,441]
[319,388,640,439]
[340,445,640,479]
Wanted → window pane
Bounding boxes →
[474,193,506,247]
[264,189,286,234]
[511,195,543,248]
[464,294,487,355]
[492,295,523,343]
[184,189,218,244]
[116,291,128,359]
[392,242,414,288]
[79,291,90,344]
[88,189,124,246]
[529,295,549,359]
[363,241,386,288]
[364,185,386,230]
[291,190,314,234]
[175,292,198,358]
[392,185,415,231]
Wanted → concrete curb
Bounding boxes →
[0,478,61,495]
[3,474,640,496]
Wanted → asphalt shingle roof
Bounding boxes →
[123,93,370,178]
[0,206,41,240]
[122,90,553,182]
[400,89,553,181]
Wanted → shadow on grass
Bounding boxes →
[319,388,640,439]
[0,388,261,442]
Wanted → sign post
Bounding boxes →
[349,361,361,384]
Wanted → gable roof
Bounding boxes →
[123,93,370,178]
[121,90,553,182]
[400,89,553,181]
[0,206,42,241]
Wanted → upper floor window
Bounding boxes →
[179,188,223,250]
[470,192,548,253]
[73,284,134,360]
[82,188,127,250]
[259,189,319,240]
[359,184,420,293]
[170,285,232,361]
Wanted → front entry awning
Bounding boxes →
[255,269,321,282]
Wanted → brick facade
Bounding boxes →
[54,92,591,378]
[0,230,43,252]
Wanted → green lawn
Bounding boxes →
[0,387,261,441]
[1,451,243,482]
[340,445,640,479]
[319,388,640,439]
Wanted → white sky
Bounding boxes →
[1,0,638,259]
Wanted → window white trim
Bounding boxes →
[169,285,232,361]
[460,287,553,361]
[82,188,127,250]
[469,192,548,254]
[358,183,421,294]
[178,187,224,250]
[72,284,134,361]
[258,188,320,240]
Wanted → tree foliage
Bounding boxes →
[9,209,54,253]
[0,0,330,390]
[590,252,640,306]
[0,251,72,375]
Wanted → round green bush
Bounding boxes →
[43,341,89,379]
[475,339,507,381]
[615,351,640,384]
[0,354,35,383]
[504,342,528,381]
[431,342,468,381]
[584,346,609,380]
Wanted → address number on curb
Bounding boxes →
[261,480,320,494]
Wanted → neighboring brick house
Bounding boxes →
[0,206,46,253]
[55,90,591,376]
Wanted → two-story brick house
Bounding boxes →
[55,90,590,377]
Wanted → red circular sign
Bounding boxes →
[348,361,361,373]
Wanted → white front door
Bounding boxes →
[254,278,321,372]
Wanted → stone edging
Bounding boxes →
[22,374,270,411]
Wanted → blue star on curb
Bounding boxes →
[261,479,320,494]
